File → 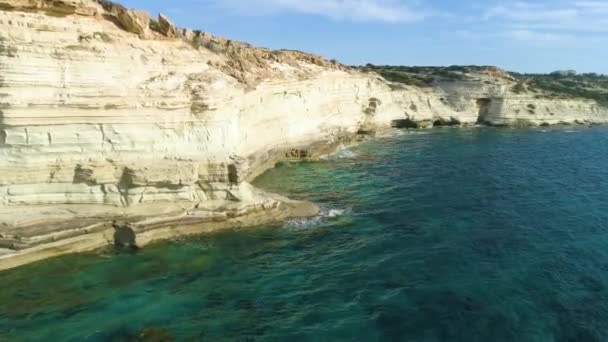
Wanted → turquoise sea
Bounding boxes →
[2,126,608,341]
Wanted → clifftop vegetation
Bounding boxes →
[358,64,608,105]
[509,72,608,105]
[355,64,513,89]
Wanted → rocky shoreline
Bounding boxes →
[0,195,319,271]
[2,0,608,270]
[0,130,372,271]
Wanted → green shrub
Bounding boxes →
[515,73,608,106]
[512,82,526,94]
[149,19,161,33]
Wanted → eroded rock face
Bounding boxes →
[0,0,399,269]
[158,13,177,38]
[0,0,101,15]
[0,0,607,269]
[112,221,137,249]
[117,9,149,35]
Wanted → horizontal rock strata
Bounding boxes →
[1,0,607,270]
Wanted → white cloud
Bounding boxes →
[483,1,608,32]
[473,1,608,45]
[574,0,608,12]
[483,3,578,22]
[506,29,575,45]
[161,0,608,45]
[456,28,577,46]
[216,0,430,23]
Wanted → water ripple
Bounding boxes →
[3,127,608,341]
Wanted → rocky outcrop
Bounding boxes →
[363,65,608,127]
[116,9,149,35]
[0,0,100,16]
[158,13,177,38]
[1,0,607,270]
[427,76,608,126]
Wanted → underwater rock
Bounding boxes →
[138,327,175,342]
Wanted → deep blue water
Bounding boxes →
[3,126,608,341]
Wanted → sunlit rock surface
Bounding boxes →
[1,0,607,269]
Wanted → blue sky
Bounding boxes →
[120,0,608,73]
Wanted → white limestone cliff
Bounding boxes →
[0,0,607,269]
[379,68,608,127]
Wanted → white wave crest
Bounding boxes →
[285,207,349,229]
[321,148,358,160]
[334,149,358,159]
[326,209,346,217]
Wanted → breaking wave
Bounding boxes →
[285,207,349,229]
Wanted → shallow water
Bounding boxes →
[3,126,608,341]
